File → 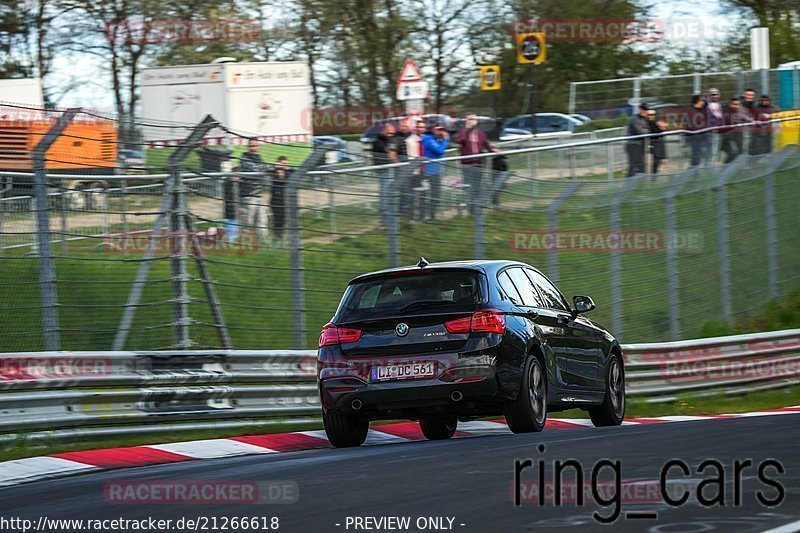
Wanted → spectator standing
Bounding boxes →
[223,170,241,243]
[270,156,291,244]
[421,123,449,221]
[741,88,758,155]
[454,113,499,214]
[626,104,650,176]
[647,109,667,175]
[686,95,708,167]
[752,95,777,155]
[239,139,269,243]
[372,122,407,227]
[404,120,427,220]
[720,98,747,164]
[706,88,724,164]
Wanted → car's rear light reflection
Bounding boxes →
[444,309,506,334]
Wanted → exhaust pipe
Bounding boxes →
[450,390,464,402]
[351,398,363,411]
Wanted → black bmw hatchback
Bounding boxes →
[317,259,625,447]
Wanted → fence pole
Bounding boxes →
[632,77,641,108]
[762,149,792,300]
[33,108,78,351]
[716,160,742,327]
[328,174,337,236]
[765,173,778,300]
[665,170,696,341]
[736,70,744,98]
[60,178,67,255]
[169,168,191,348]
[607,142,614,180]
[120,178,128,255]
[693,73,701,95]
[287,144,329,350]
[610,174,644,339]
[387,168,400,268]
[568,82,576,116]
[113,116,218,351]
[546,182,581,283]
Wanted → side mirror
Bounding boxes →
[572,295,596,315]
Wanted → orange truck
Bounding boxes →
[0,118,117,173]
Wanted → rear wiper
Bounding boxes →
[399,300,453,313]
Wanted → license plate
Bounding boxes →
[371,362,435,381]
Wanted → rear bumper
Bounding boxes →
[319,374,499,416]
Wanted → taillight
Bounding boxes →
[318,322,362,347]
[471,310,506,333]
[444,310,505,334]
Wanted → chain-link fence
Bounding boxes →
[1,104,799,352]
[570,67,800,119]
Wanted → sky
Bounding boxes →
[48,0,742,112]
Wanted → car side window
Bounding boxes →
[526,269,568,311]
[497,271,522,306]
[506,268,545,307]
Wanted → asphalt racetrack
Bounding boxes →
[1,414,798,532]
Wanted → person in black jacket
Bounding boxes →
[626,104,650,176]
[647,109,667,174]
[270,156,291,244]
[371,122,407,227]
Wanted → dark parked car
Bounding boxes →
[317,259,625,447]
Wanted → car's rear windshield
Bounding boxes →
[335,269,487,322]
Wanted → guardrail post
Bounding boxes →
[610,174,644,339]
[546,182,581,283]
[33,108,78,351]
[287,144,329,349]
[665,170,697,340]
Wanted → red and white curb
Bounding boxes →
[2,406,799,488]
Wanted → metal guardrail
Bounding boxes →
[0,329,798,442]
[624,328,800,403]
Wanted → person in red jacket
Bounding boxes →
[454,114,499,215]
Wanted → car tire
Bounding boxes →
[419,416,458,440]
[504,355,547,433]
[322,409,369,448]
[589,354,625,427]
